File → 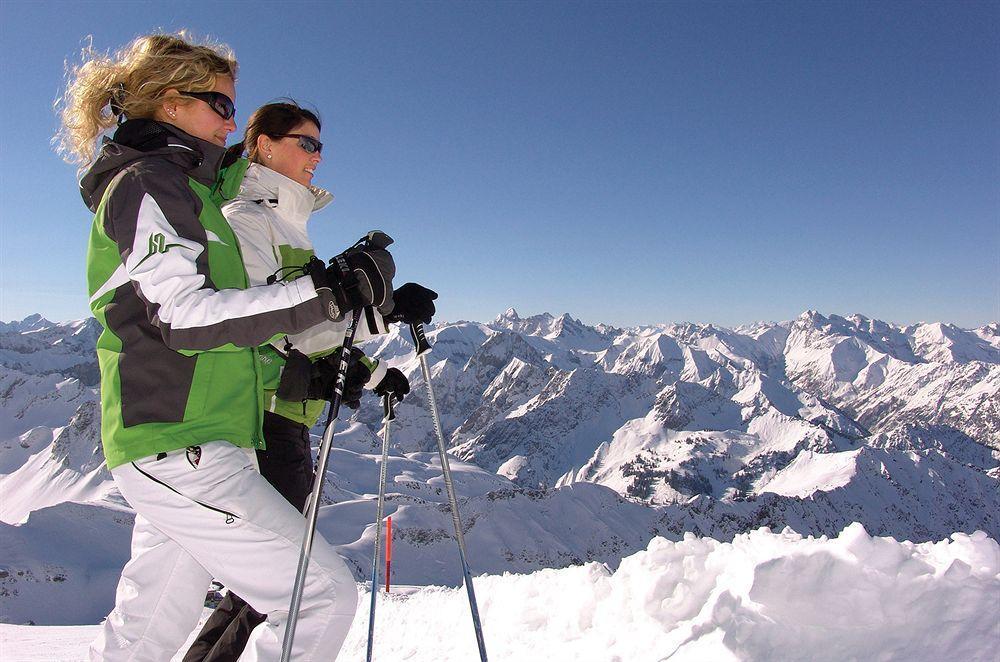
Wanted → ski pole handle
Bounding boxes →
[409,322,432,356]
[382,393,396,421]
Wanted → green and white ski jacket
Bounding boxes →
[83,120,338,469]
[222,163,388,426]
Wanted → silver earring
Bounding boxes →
[266,154,272,159]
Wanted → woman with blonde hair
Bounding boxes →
[59,32,396,661]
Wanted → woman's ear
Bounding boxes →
[257,134,272,159]
[159,88,180,120]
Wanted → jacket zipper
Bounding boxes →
[131,461,241,524]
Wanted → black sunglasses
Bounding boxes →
[273,133,323,155]
[178,91,236,120]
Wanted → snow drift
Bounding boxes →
[344,523,999,662]
[2,523,996,661]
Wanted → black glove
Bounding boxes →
[275,347,312,403]
[385,283,438,325]
[373,368,410,402]
[306,246,395,320]
[307,347,372,409]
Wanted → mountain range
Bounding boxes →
[1,309,997,624]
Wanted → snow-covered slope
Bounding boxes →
[1,310,998,628]
[0,401,113,524]
[784,312,1000,448]
[0,501,133,625]
[0,317,100,480]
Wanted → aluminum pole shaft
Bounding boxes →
[280,308,362,662]
[366,396,394,662]
[413,324,488,661]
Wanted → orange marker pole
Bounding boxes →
[385,516,392,593]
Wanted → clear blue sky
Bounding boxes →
[1,0,997,328]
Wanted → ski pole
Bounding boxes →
[366,394,396,662]
[280,307,363,662]
[408,322,489,662]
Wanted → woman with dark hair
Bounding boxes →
[183,101,436,662]
[59,34,398,662]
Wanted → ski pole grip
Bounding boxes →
[409,322,432,356]
[382,394,396,421]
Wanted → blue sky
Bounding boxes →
[1,1,997,328]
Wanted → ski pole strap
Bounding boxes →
[382,394,396,421]
[409,322,432,356]
[329,254,363,307]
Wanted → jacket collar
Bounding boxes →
[79,119,228,212]
[235,162,333,228]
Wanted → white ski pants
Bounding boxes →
[90,440,358,661]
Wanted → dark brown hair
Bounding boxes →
[242,100,321,163]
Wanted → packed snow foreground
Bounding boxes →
[2,523,997,661]
[340,524,1000,662]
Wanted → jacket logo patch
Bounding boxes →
[186,445,202,469]
[135,232,192,268]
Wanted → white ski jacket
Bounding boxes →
[222,163,388,420]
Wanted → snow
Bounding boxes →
[2,524,997,661]
[0,502,133,625]
[3,309,999,657]
[760,448,861,497]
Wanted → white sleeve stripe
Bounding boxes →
[162,278,318,331]
[128,193,320,331]
[90,263,130,305]
[282,319,349,356]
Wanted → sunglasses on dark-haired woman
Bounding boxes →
[273,134,323,155]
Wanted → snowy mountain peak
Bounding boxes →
[491,309,554,334]
[495,307,520,322]
[0,314,56,334]
[799,309,823,324]
[978,322,999,337]
[911,322,1000,364]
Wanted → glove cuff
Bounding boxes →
[365,358,388,390]
[305,257,348,321]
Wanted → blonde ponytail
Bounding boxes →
[55,31,237,165]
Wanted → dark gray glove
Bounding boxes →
[385,283,437,325]
[275,347,312,403]
[306,246,395,320]
[373,368,410,402]
[307,347,372,409]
